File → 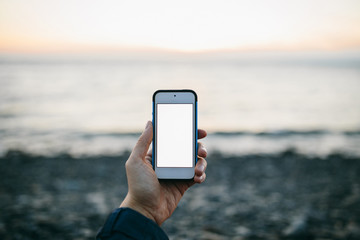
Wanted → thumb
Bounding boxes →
[131,121,153,159]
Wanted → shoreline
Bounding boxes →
[2,129,360,158]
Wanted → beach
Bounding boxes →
[1,150,359,240]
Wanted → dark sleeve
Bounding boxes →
[96,208,169,240]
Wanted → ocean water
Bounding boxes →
[1,51,360,157]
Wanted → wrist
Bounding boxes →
[120,195,157,224]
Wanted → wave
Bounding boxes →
[1,128,360,158]
[211,130,360,137]
[2,148,358,161]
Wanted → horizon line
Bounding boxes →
[1,46,360,56]
[1,41,360,55]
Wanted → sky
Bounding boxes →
[0,0,360,53]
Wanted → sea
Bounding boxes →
[1,51,360,158]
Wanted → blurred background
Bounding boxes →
[0,0,360,157]
[1,0,360,239]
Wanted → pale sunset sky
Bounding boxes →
[0,0,360,53]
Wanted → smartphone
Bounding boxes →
[152,90,197,179]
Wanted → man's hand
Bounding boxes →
[120,121,207,225]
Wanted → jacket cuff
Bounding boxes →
[97,207,168,240]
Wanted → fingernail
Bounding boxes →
[198,165,205,172]
[145,121,152,129]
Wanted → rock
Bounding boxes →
[346,221,360,240]
[234,226,250,236]
[283,212,310,237]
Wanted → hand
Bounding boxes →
[120,121,207,225]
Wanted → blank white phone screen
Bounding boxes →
[157,104,193,167]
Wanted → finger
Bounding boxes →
[198,129,207,140]
[195,157,207,176]
[194,173,206,183]
[131,121,153,160]
[197,142,207,158]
